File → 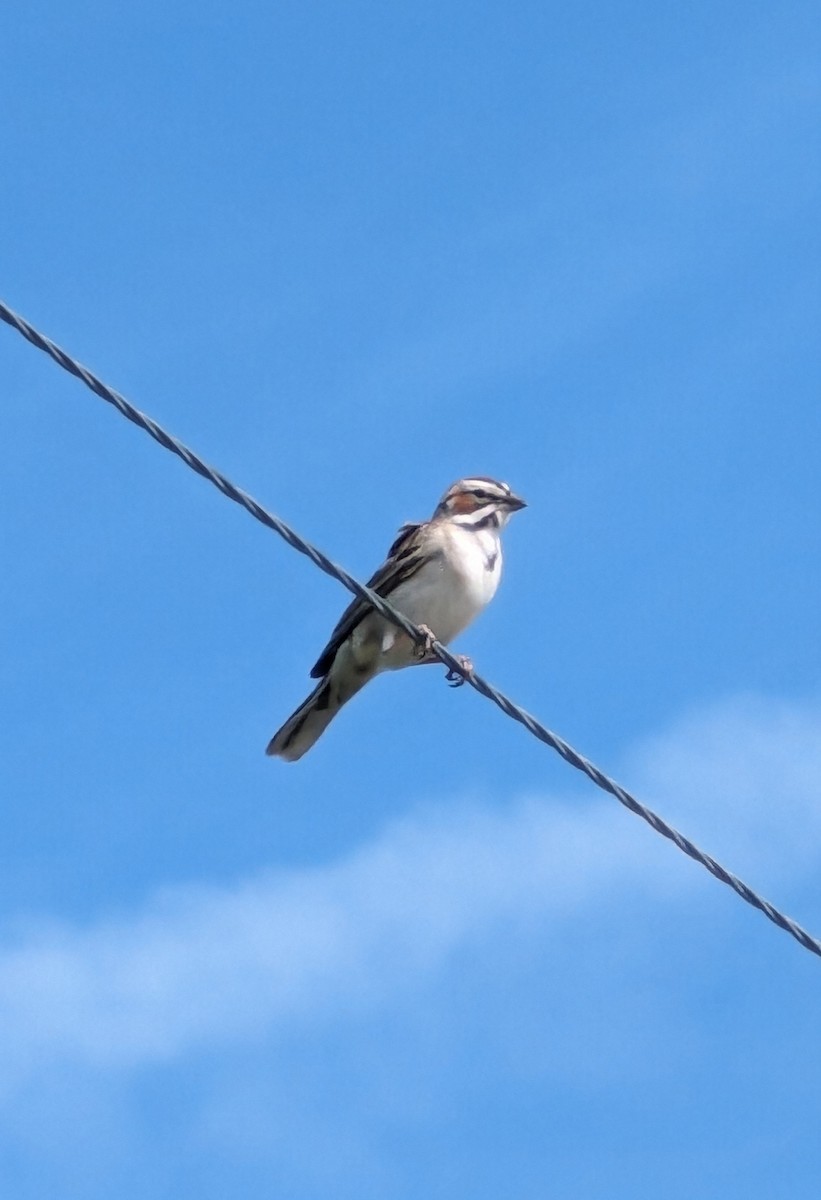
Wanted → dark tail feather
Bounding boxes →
[266,677,340,762]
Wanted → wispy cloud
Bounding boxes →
[625,692,821,881]
[353,59,820,408]
[0,693,818,1093]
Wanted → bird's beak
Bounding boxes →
[505,492,527,511]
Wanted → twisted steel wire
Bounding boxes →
[2,296,819,960]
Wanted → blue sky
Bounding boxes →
[2,1,820,1196]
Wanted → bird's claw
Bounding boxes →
[413,626,473,685]
[445,655,474,687]
[414,624,438,661]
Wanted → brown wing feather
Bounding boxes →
[309,522,426,678]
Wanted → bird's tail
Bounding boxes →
[266,673,363,762]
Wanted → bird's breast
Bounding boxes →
[387,527,502,647]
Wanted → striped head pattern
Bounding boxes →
[434,476,527,529]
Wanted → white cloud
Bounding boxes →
[0,693,818,1091]
[625,692,821,881]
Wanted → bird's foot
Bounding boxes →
[445,654,474,687]
[413,624,438,662]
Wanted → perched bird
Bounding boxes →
[266,476,526,761]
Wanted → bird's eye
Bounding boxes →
[473,489,489,500]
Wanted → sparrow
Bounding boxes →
[266,476,526,761]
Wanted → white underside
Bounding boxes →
[348,521,502,673]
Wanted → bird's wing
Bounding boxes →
[309,522,427,678]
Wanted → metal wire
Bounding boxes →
[2,296,819,960]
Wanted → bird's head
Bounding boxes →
[434,476,527,530]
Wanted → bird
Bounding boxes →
[266,476,526,761]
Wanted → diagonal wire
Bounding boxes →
[2,295,820,961]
